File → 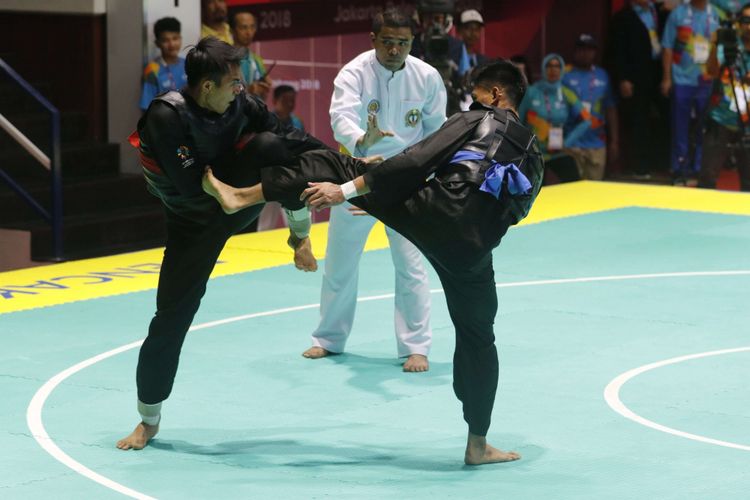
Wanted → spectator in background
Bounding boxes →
[711,0,742,20]
[139,17,188,112]
[611,0,664,179]
[661,0,719,185]
[518,53,591,184]
[201,0,233,44]
[699,2,750,191]
[563,34,618,181]
[457,9,488,68]
[272,85,304,131]
[230,10,272,101]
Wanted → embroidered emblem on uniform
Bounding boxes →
[404,108,421,127]
[367,99,380,114]
[176,145,194,168]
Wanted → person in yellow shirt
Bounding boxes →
[201,0,233,44]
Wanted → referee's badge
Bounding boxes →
[404,108,421,127]
[367,99,380,114]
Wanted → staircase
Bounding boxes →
[0,71,166,269]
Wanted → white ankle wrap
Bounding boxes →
[138,400,162,426]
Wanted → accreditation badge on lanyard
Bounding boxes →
[548,127,564,151]
[649,29,662,58]
[693,37,710,64]
[544,91,564,151]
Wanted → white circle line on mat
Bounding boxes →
[26,270,750,498]
[604,346,750,451]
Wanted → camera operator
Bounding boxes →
[699,4,750,191]
[410,0,471,115]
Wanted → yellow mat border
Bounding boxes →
[1,181,748,314]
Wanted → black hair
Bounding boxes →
[185,37,244,88]
[154,17,181,40]
[509,53,533,84]
[229,10,256,31]
[472,59,528,109]
[273,84,296,100]
[372,8,414,34]
[742,2,750,12]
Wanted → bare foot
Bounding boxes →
[116,422,159,451]
[202,167,243,214]
[302,346,332,359]
[403,354,429,372]
[464,432,520,465]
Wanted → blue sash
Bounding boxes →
[450,150,532,200]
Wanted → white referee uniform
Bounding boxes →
[311,49,447,357]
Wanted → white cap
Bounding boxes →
[460,9,484,26]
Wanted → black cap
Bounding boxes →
[575,33,597,48]
[417,0,455,14]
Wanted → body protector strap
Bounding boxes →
[440,106,543,225]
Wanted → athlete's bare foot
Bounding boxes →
[402,354,429,372]
[116,422,159,451]
[202,167,250,214]
[302,346,332,359]
[464,432,520,465]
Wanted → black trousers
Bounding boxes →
[428,254,499,436]
[136,142,273,404]
[545,154,580,184]
[262,132,504,436]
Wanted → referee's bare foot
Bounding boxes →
[116,422,159,450]
[202,167,243,214]
[302,346,331,359]
[403,354,429,372]
[464,432,520,465]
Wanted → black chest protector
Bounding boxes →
[440,104,543,225]
[149,91,249,165]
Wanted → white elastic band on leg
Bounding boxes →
[340,181,358,200]
[138,400,162,426]
[284,207,311,239]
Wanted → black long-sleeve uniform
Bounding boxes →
[135,90,328,405]
[252,102,544,435]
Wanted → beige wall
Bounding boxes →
[106,0,143,174]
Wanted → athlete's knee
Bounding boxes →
[243,131,292,167]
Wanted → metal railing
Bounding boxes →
[0,57,63,261]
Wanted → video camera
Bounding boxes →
[717,16,741,65]
[417,0,464,115]
[419,0,454,67]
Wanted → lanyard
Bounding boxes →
[584,69,598,103]
[686,5,713,38]
[159,57,177,89]
[543,88,563,125]
[635,3,658,30]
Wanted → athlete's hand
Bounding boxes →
[301,182,345,210]
[357,114,394,150]
[359,154,385,165]
[293,237,318,272]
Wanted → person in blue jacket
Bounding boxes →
[518,53,592,183]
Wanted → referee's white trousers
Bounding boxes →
[311,202,432,358]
